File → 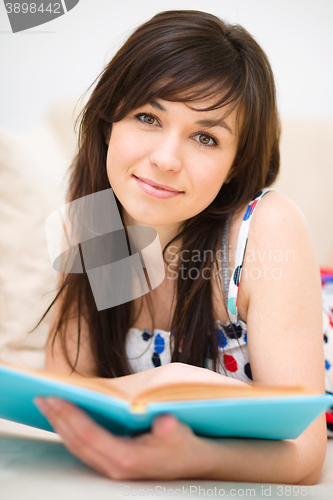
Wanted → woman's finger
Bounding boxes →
[34,396,136,478]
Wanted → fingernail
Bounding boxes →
[46,397,64,413]
[34,397,63,414]
[34,397,49,414]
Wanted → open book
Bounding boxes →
[0,362,332,440]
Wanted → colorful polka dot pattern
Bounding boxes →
[140,330,166,367]
[126,319,251,383]
[322,276,333,437]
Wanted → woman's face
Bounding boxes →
[106,98,239,230]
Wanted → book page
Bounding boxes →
[0,361,130,400]
[101,364,315,404]
[133,381,314,405]
[0,361,316,406]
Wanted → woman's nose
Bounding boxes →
[149,136,182,172]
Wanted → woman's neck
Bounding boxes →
[122,211,183,262]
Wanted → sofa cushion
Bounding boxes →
[0,124,69,368]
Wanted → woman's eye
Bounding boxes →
[193,133,218,147]
[137,114,158,125]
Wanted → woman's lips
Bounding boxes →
[133,175,184,199]
[134,175,182,192]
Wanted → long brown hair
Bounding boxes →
[40,10,280,376]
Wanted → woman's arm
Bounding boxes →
[198,190,327,484]
[229,190,327,484]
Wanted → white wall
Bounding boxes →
[1,0,333,131]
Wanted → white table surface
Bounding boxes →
[1,418,333,500]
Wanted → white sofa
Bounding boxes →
[0,99,332,495]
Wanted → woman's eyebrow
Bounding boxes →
[148,100,233,134]
[195,118,233,134]
[149,100,166,111]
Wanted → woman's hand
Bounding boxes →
[34,396,213,480]
[34,365,248,480]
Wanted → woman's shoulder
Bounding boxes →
[232,188,306,229]
[252,188,305,220]
[236,189,315,280]
[245,189,310,248]
[229,189,315,324]
[228,190,306,266]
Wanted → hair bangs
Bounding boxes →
[111,67,246,125]
[108,18,246,122]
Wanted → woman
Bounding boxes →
[35,10,327,483]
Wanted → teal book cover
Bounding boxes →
[0,363,332,440]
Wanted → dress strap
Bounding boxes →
[221,213,232,299]
[227,188,273,323]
